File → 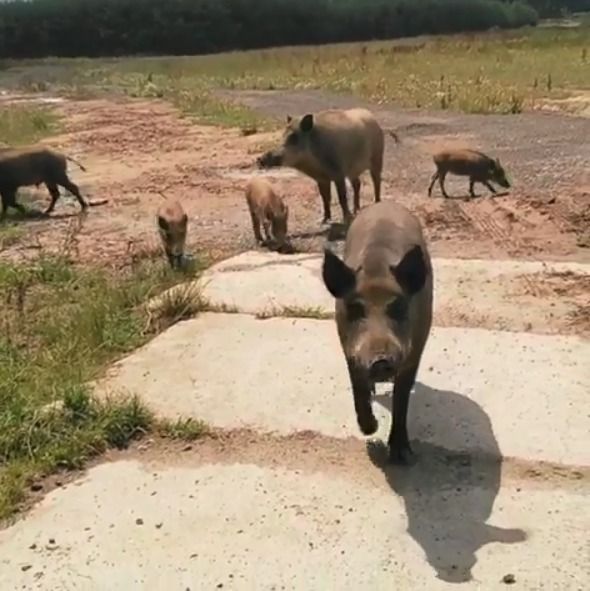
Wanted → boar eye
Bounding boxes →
[286,133,299,146]
[386,298,408,322]
[346,301,365,322]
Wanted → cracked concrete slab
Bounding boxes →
[190,251,590,334]
[98,312,590,466]
[1,460,588,590]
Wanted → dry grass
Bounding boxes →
[0,106,61,145]
[0,219,208,520]
[3,23,587,121]
[255,304,333,320]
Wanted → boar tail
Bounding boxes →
[65,155,87,172]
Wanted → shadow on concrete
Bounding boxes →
[369,382,527,584]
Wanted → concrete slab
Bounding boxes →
[98,313,590,465]
[191,251,590,335]
[1,460,587,590]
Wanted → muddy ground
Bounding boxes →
[1,89,589,286]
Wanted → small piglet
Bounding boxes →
[245,177,292,253]
[156,198,188,269]
[428,148,510,199]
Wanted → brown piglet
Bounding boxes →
[245,177,292,253]
[156,197,188,269]
[428,148,510,199]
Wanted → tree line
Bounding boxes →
[0,0,563,60]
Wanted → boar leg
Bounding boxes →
[57,175,88,211]
[0,187,25,220]
[317,180,332,225]
[427,171,439,197]
[468,179,477,199]
[370,158,382,203]
[0,190,8,221]
[334,177,352,224]
[483,181,497,196]
[249,210,263,244]
[351,178,362,214]
[44,182,61,215]
[262,218,272,243]
[347,360,378,436]
[389,365,418,464]
[438,171,450,198]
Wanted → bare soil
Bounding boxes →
[1,90,589,270]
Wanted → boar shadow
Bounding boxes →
[368,381,526,584]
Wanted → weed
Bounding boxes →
[0,225,24,250]
[256,304,333,320]
[144,281,209,332]
[158,417,209,441]
[0,244,207,520]
[0,106,60,145]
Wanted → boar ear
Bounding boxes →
[300,114,314,133]
[157,217,169,231]
[322,248,356,299]
[286,115,293,124]
[391,245,427,295]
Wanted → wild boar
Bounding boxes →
[427,148,510,199]
[322,200,433,464]
[245,177,291,252]
[257,108,385,225]
[0,146,89,219]
[156,197,188,270]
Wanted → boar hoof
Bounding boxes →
[358,415,378,436]
[389,442,414,465]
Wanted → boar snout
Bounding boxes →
[369,355,399,382]
[257,150,283,169]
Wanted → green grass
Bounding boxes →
[0,224,24,250]
[158,417,209,441]
[3,24,588,120]
[0,106,61,146]
[0,247,207,521]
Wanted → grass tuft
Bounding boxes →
[255,304,333,320]
[157,417,209,441]
[0,106,61,145]
[0,244,207,521]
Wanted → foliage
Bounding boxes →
[0,0,540,59]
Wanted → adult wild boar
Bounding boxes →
[257,108,385,225]
[0,146,88,219]
[157,197,188,270]
[245,177,292,253]
[322,200,433,464]
[427,148,510,199]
